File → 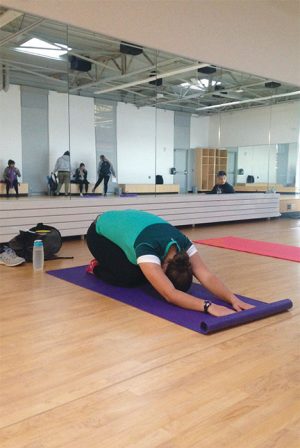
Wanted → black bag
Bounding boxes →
[47,173,58,194]
[9,223,63,261]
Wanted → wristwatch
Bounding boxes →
[204,300,212,314]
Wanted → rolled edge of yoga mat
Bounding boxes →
[199,299,293,334]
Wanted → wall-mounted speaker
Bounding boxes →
[69,56,92,72]
[120,42,143,56]
[198,66,216,74]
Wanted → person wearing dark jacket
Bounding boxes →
[74,163,89,196]
[92,155,115,196]
[3,160,21,197]
[211,171,235,194]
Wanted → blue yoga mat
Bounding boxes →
[47,266,293,334]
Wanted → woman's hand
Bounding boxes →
[208,303,236,317]
[231,296,255,312]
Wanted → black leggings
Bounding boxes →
[94,175,110,194]
[6,180,19,196]
[86,221,146,287]
[76,180,89,193]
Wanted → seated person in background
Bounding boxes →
[3,159,21,197]
[73,163,89,196]
[86,209,253,317]
[211,171,235,194]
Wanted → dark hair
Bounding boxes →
[217,170,226,176]
[64,151,70,156]
[79,163,85,167]
[165,251,193,292]
[8,159,15,165]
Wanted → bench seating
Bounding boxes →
[58,183,103,195]
[0,182,29,196]
[235,183,299,193]
[119,183,180,194]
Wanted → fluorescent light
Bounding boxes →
[196,91,300,111]
[180,79,221,90]
[16,38,71,59]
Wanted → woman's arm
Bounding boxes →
[139,262,235,316]
[109,163,116,177]
[189,252,254,311]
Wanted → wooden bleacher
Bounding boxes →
[0,193,280,243]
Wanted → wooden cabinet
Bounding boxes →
[195,148,228,191]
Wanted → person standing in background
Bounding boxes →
[92,155,115,197]
[53,151,71,196]
[74,163,89,196]
[210,171,235,194]
[3,159,21,197]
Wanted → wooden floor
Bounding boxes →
[1,218,299,448]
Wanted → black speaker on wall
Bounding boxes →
[120,42,143,56]
[69,56,92,72]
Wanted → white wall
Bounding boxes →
[117,103,156,184]
[69,95,97,182]
[208,101,300,147]
[155,108,174,184]
[190,116,209,148]
[3,0,300,85]
[0,85,22,179]
[48,91,69,173]
[236,145,277,184]
[49,92,97,181]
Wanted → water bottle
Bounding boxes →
[33,240,44,271]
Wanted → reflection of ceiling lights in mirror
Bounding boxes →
[180,79,221,90]
[196,91,300,110]
[1,7,299,115]
[16,38,70,59]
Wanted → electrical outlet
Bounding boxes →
[287,204,294,210]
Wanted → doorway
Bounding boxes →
[174,148,188,193]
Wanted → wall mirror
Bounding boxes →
[0,6,299,198]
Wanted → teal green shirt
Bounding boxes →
[95,209,195,265]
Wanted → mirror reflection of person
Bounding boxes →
[3,159,21,197]
[211,171,235,194]
[74,163,89,197]
[86,210,253,317]
[53,151,71,196]
[92,155,115,197]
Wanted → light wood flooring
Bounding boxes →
[1,217,299,448]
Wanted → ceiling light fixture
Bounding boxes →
[16,38,71,59]
[94,62,208,94]
[196,91,300,111]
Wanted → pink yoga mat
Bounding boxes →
[193,236,300,262]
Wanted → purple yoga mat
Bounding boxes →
[47,266,293,334]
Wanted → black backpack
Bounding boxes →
[47,173,58,194]
[9,223,65,261]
